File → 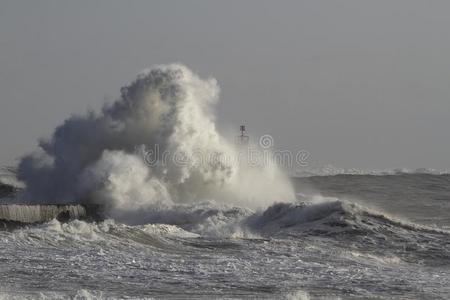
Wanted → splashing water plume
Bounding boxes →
[17,64,294,223]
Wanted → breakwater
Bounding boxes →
[0,204,89,224]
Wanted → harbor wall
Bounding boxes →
[0,204,88,224]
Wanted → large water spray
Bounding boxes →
[17,64,294,222]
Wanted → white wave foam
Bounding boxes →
[141,223,199,238]
[285,290,342,300]
[349,251,402,265]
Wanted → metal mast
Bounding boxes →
[236,125,249,145]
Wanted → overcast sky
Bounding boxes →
[1,1,450,170]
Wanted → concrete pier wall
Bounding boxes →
[0,204,87,224]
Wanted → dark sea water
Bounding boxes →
[1,173,450,299]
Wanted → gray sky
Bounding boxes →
[1,0,450,170]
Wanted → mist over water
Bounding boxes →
[16,64,294,223]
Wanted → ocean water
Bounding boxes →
[1,173,449,299]
[2,64,449,299]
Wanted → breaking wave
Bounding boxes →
[16,64,294,223]
[250,199,450,237]
[3,197,448,255]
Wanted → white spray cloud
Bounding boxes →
[17,64,294,222]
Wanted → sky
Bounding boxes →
[1,0,450,171]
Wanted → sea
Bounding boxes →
[1,172,449,299]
